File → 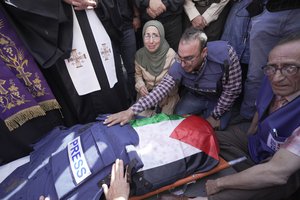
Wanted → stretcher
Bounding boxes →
[130,156,246,200]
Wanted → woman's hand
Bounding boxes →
[103,108,135,127]
[139,86,149,97]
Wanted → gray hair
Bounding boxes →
[276,32,300,46]
[180,27,208,50]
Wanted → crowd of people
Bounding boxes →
[0,0,300,200]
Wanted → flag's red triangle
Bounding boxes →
[170,115,220,160]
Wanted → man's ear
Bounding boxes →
[201,47,208,57]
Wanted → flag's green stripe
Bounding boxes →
[130,113,184,127]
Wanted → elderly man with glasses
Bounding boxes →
[161,33,300,200]
[105,27,242,130]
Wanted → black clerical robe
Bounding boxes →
[3,0,128,126]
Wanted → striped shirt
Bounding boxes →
[131,45,242,118]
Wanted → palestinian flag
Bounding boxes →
[130,113,220,195]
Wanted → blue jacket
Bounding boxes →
[221,0,251,64]
[248,77,300,163]
[169,41,230,99]
[0,117,141,200]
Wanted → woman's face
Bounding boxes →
[143,26,161,53]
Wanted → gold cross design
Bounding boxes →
[16,67,32,86]
[67,49,87,68]
[100,43,111,61]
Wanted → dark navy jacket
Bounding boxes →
[248,77,300,163]
[169,41,230,100]
[0,117,141,200]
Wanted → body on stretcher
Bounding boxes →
[0,114,242,199]
[0,156,246,199]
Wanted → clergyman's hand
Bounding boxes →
[102,159,129,200]
[63,0,98,10]
[103,108,135,127]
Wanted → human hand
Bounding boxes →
[191,15,207,29]
[206,179,222,195]
[103,108,135,127]
[146,7,158,19]
[102,159,129,200]
[139,86,149,97]
[63,0,98,10]
[206,116,220,130]
[132,17,141,32]
[149,0,166,15]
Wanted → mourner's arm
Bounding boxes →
[210,45,242,123]
[131,74,176,113]
[104,74,175,126]
[206,129,300,195]
[184,0,207,29]
[201,0,230,25]
[184,0,230,29]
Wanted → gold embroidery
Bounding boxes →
[0,19,47,98]
[0,79,8,94]
[0,79,28,113]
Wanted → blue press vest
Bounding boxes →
[0,116,141,200]
[169,41,230,99]
[248,77,300,163]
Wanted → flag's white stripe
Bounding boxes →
[134,119,202,171]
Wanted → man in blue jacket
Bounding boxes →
[105,27,242,130]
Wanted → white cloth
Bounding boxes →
[0,156,30,183]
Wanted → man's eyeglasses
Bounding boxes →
[174,53,199,65]
[144,34,160,41]
[262,64,300,76]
